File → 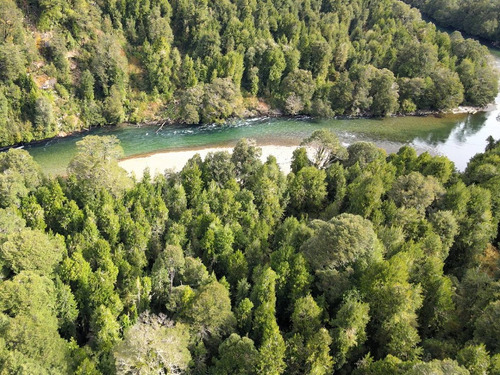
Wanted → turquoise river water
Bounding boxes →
[23,50,500,175]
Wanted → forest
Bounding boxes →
[0,131,499,374]
[0,0,498,147]
[401,0,500,43]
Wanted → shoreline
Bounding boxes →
[0,105,488,152]
[118,145,303,178]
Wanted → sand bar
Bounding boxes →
[119,145,302,179]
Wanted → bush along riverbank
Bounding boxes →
[2,94,496,154]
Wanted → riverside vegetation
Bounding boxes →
[0,131,500,374]
[0,0,498,147]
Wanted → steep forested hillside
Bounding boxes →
[0,0,497,147]
[0,132,499,374]
[401,0,500,43]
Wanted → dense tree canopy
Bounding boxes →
[402,0,500,42]
[0,131,499,373]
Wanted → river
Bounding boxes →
[24,50,500,176]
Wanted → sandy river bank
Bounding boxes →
[118,145,303,179]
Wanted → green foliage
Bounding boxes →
[231,138,262,186]
[406,359,470,374]
[0,271,73,373]
[402,0,500,42]
[1,133,500,373]
[491,354,500,375]
[201,78,243,124]
[0,207,25,237]
[182,280,236,339]
[330,72,354,115]
[332,291,370,369]
[0,149,41,208]
[67,135,132,200]
[251,267,286,374]
[291,295,322,336]
[33,95,54,134]
[370,68,399,116]
[302,214,382,305]
[447,185,495,273]
[151,245,186,306]
[301,214,379,272]
[290,147,311,174]
[103,85,125,124]
[280,69,315,115]
[212,333,259,375]
[474,300,500,354]
[202,151,236,187]
[361,253,424,360]
[346,173,385,218]
[428,67,465,110]
[389,172,444,213]
[0,228,64,276]
[287,167,327,215]
[0,0,496,148]
[0,43,26,83]
[345,142,387,169]
[0,1,24,44]
[457,344,491,375]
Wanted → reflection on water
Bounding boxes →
[412,79,500,170]
[456,113,490,142]
[24,52,500,175]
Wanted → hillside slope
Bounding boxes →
[401,0,500,43]
[0,0,497,147]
